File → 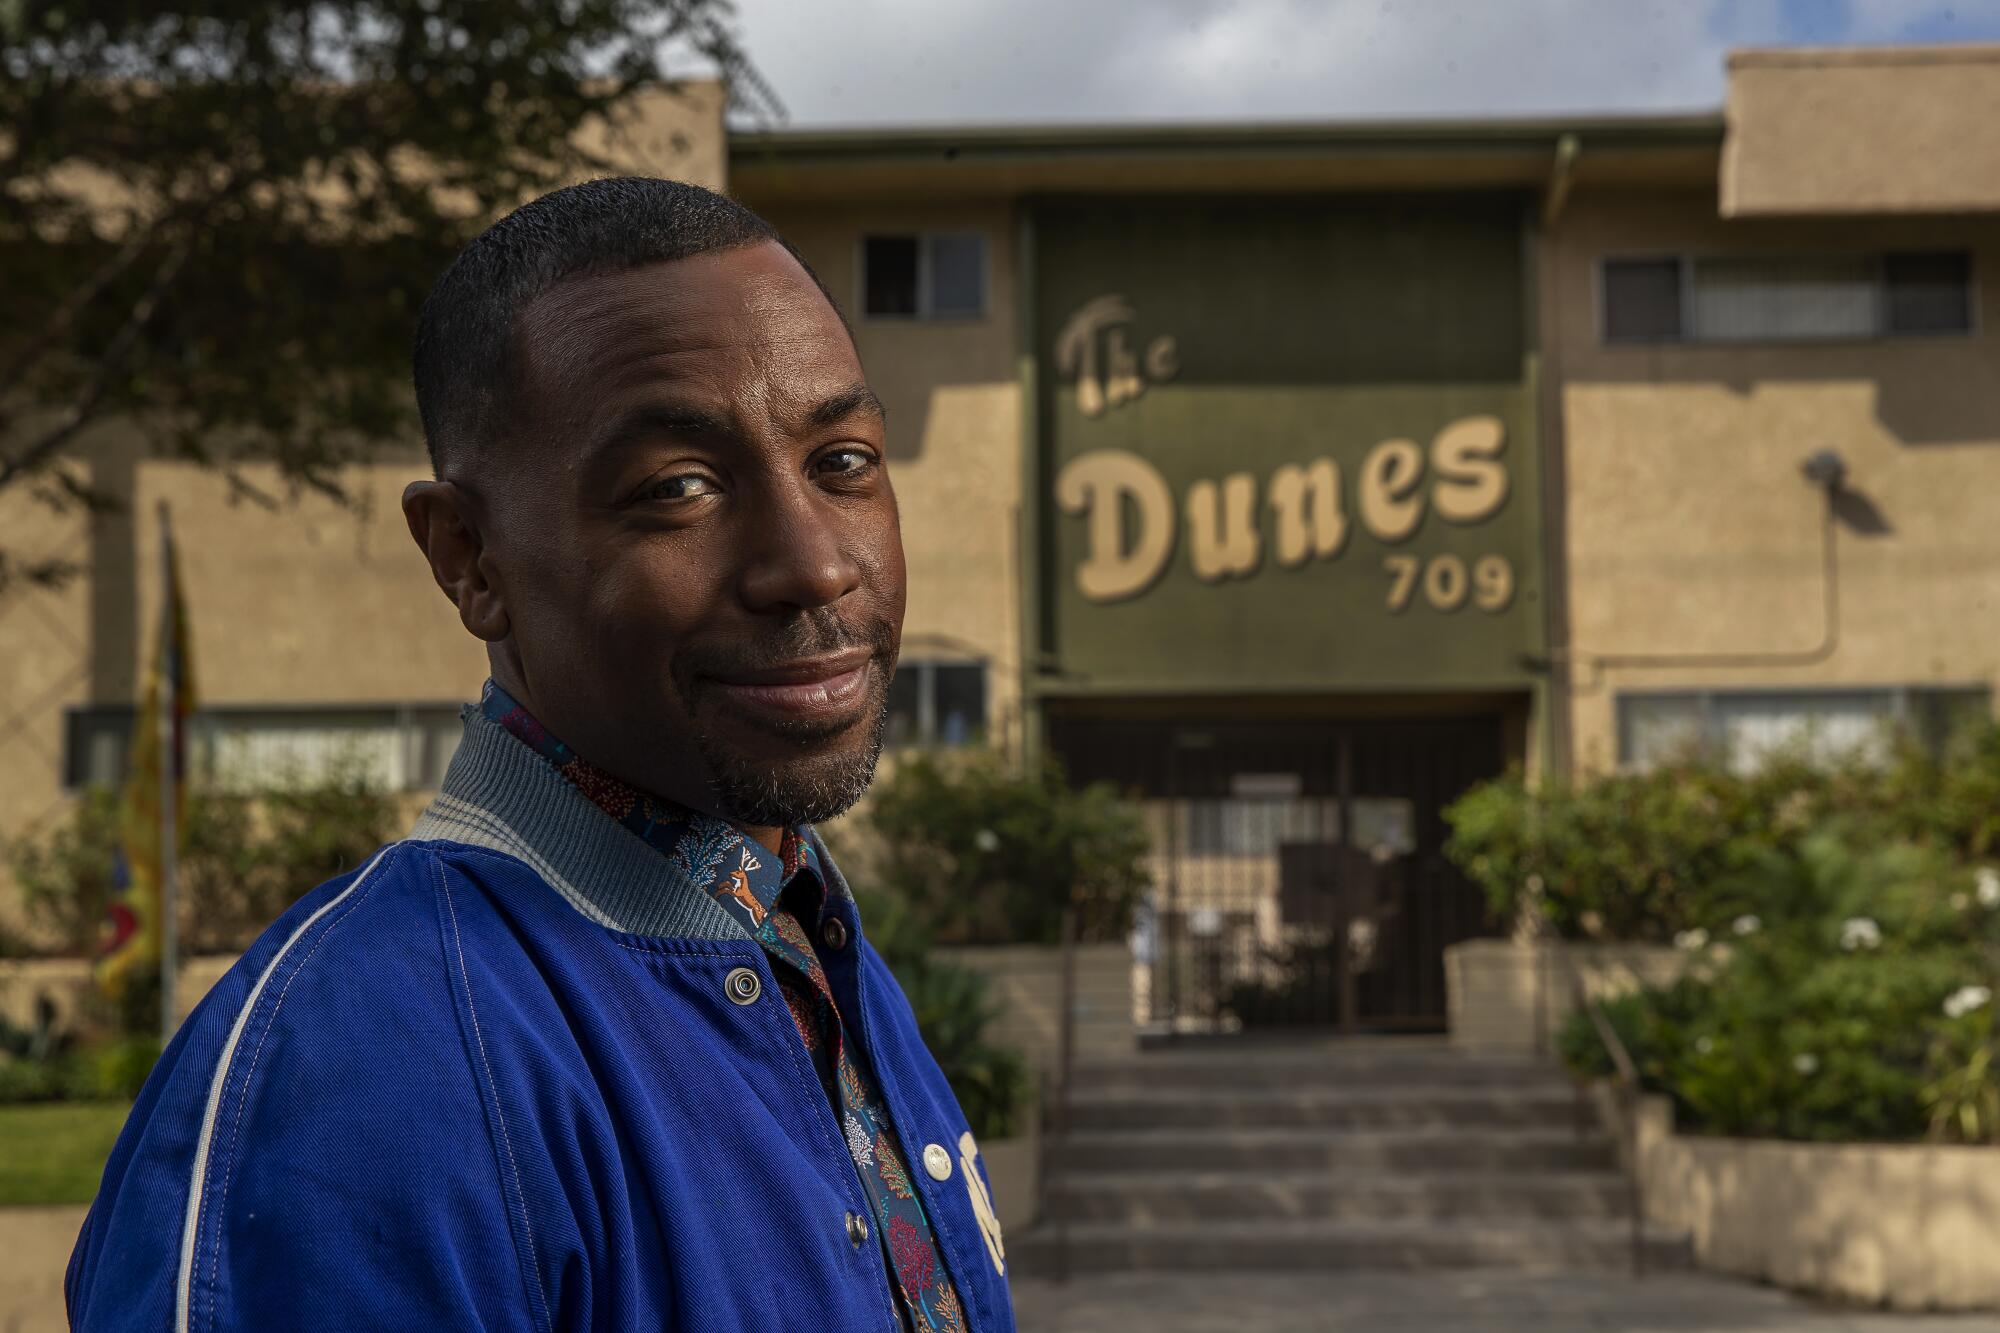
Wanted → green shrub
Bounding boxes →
[892,958,1028,1142]
[0,1036,160,1106]
[862,749,1149,947]
[1555,827,2000,1144]
[75,1037,163,1101]
[1444,716,2000,943]
[0,1055,66,1104]
[8,765,396,960]
[854,886,1029,1143]
[1557,988,1649,1082]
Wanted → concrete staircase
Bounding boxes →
[1015,1038,1691,1276]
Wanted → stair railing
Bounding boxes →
[1532,913,1648,1278]
[1035,904,1079,1284]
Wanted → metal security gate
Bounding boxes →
[1050,710,1509,1034]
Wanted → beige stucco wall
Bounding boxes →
[752,203,1025,751]
[1723,45,2000,217]
[1612,1090,2000,1310]
[1549,189,2000,774]
[131,454,483,706]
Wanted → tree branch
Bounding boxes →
[0,232,193,494]
[0,214,159,401]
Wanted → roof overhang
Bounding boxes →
[728,116,1723,204]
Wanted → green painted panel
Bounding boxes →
[1033,195,1544,693]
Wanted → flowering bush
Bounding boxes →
[1559,826,2000,1143]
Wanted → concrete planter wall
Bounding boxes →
[938,942,1136,1076]
[1443,938,1684,1055]
[1604,1088,2000,1311]
[976,1119,1040,1241]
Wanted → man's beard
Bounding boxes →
[671,608,898,829]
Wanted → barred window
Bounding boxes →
[1617,686,1990,773]
[1601,250,1973,344]
[861,233,987,320]
[65,704,463,792]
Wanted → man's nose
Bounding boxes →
[736,486,863,614]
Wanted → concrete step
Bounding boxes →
[1045,1127,1619,1175]
[1046,1169,1634,1224]
[1010,1218,1693,1276]
[1064,1085,1585,1132]
[1072,1050,1571,1094]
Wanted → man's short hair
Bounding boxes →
[412,176,790,476]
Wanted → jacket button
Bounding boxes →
[821,918,849,951]
[923,1143,953,1181]
[845,1210,869,1246]
[724,967,762,1005]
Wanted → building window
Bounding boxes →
[1601,250,1974,344]
[861,233,986,320]
[63,704,464,793]
[1617,686,1990,773]
[1884,250,1975,334]
[1601,257,1683,342]
[885,661,986,746]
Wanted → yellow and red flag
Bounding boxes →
[97,506,196,1000]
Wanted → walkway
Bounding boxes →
[1009,1271,2000,1332]
[16,1209,2000,1329]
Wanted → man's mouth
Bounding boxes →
[703,648,876,724]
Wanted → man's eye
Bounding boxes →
[645,473,719,501]
[818,448,875,477]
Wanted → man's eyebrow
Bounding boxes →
[586,403,740,461]
[809,383,887,430]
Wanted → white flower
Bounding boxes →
[973,828,1001,853]
[1944,985,1993,1020]
[1695,1036,1715,1055]
[1732,914,1761,937]
[1952,893,1972,912]
[1674,928,1710,952]
[1839,917,1882,952]
[1977,868,2000,908]
[844,1113,875,1168]
[1794,1053,1819,1076]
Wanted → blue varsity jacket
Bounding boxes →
[65,708,1018,1332]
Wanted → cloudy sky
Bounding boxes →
[725,0,2000,127]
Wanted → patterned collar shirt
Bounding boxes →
[482,681,969,1333]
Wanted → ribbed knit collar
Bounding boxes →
[409,700,854,940]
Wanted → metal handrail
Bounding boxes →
[1533,914,1648,1277]
[1035,905,1079,1284]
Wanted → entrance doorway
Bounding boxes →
[1050,707,1512,1035]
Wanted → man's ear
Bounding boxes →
[403,480,510,642]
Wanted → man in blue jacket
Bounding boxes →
[67,176,1016,1332]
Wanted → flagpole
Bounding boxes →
[157,501,178,1046]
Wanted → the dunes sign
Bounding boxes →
[1053,296,1517,615]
